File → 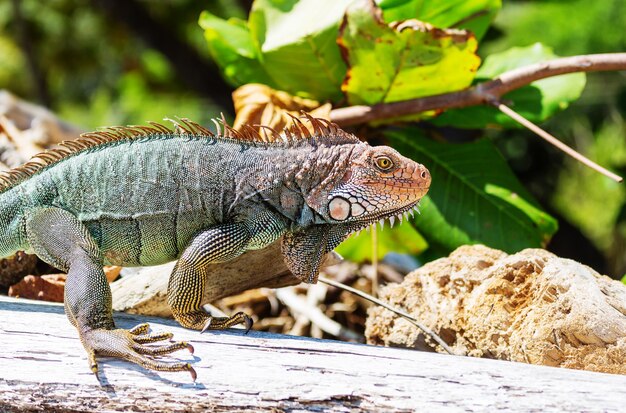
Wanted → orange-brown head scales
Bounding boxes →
[322,144,430,228]
[284,141,430,283]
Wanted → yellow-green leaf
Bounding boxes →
[336,221,428,263]
[339,0,480,106]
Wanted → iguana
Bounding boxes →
[0,115,431,380]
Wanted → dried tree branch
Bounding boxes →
[318,276,456,355]
[494,102,623,182]
[275,287,363,342]
[330,53,626,126]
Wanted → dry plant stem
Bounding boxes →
[318,276,456,355]
[275,287,363,342]
[371,223,379,296]
[330,53,626,126]
[494,102,623,182]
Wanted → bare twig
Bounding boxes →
[330,53,626,126]
[494,102,623,182]
[318,276,456,355]
[371,223,379,296]
[275,287,364,342]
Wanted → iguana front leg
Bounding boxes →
[168,211,286,331]
[167,223,254,331]
[25,207,195,379]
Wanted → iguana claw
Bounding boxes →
[199,311,253,334]
[82,324,196,381]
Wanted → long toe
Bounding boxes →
[80,325,195,380]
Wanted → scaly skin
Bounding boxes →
[0,117,430,380]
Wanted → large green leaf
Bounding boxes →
[388,128,558,253]
[376,0,501,40]
[336,221,428,263]
[248,0,352,101]
[339,0,480,106]
[433,43,587,129]
[199,12,274,87]
[200,0,351,102]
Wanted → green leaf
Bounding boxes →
[248,0,351,101]
[199,11,274,87]
[339,0,480,106]
[336,222,428,263]
[433,43,587,129]
[376,0,501,40]
[388,127,558,253]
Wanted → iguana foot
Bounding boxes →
[201,312,253,334]
[173,310,253,333]
[81,324,196,381]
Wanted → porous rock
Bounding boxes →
[366,245,626,374]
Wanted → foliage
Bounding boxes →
[201,0,568,261]
[433,43,587,128]
[339,1,480,106]
[376,0,501,40]
[199,0,494,104]
[389,129,557,253]
[2,0,624,275]
[488,0,626,277]
[200,0,352,102]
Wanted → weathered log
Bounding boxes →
[1,295,625,412]
[111,240,339,317]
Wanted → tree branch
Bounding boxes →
[330,53,626,126]
[318,275,456,355]
[493,102,623,182]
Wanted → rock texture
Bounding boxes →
[366,245,626,374]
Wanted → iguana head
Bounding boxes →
[308,143,431,230]
[284,142,430,284]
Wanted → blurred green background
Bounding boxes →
[0,0,624,277]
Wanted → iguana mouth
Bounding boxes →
[347,200,423,237]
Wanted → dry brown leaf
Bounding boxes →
[232,84,331,134]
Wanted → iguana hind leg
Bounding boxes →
[168,223,253,332]
[25,207,196,380]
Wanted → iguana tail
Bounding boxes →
[0,189,28,259]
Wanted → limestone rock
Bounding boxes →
[366,245,626,374]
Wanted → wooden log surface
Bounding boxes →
[1,295,625,412]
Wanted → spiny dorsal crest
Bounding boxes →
[0,115,359,193]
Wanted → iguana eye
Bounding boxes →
[375,156,394,171]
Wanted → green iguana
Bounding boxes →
[0,115,430,380]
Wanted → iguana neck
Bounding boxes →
[237,142,363,228]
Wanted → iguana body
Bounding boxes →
[0,117,430,379]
